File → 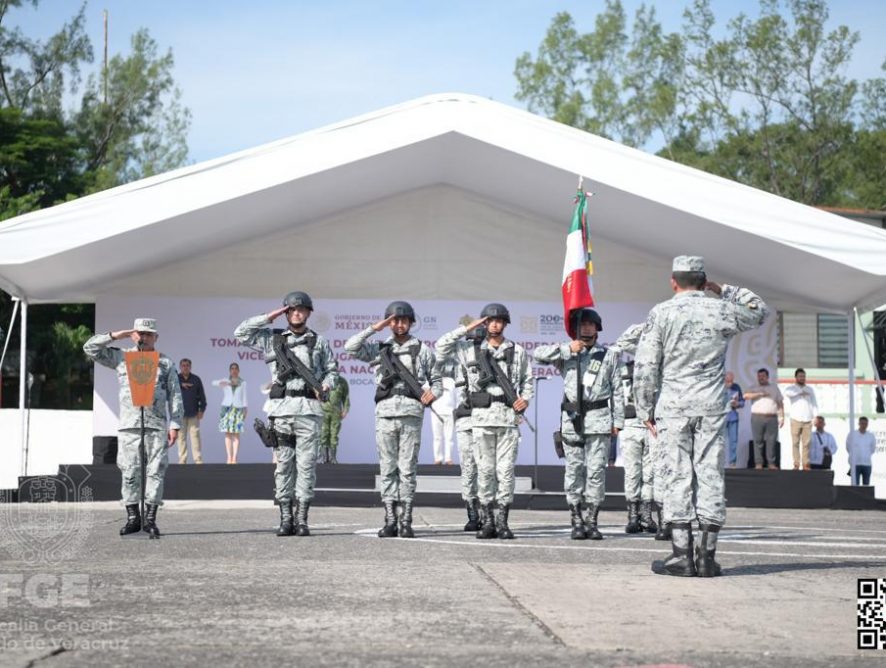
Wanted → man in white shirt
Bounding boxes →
[744,368,784,469]
[846,416,878,486]
[783,368,818,470]
[809,416,837,470]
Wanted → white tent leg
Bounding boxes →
[18,299,28,477]
[848,310,856,430]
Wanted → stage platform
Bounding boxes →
[5,463,883,510]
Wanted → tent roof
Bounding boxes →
[2,92,885,312]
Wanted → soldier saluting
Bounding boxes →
[83,318,183,538]
[235,291,337,537]
[436,304,533,540]
[634,256,768,577]
[534,309,624,540]
[345,301,441,539]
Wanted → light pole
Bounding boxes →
[533,376,548,491]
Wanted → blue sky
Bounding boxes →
[13,1,886,163]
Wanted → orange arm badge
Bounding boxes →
[124,351,160,408]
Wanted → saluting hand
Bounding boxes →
[464,316,489,332]
[705,281,723,296]
[372,315,396,332]
[267,306,289,321]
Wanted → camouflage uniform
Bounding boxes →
[234,317,337,506]
[611,324,659,535]
[83,332,183,507]
[320,376,350,463]
[435,354,481,530]
[344,328,441,505]
[534,338,623,538]
[634,256,768,576]
[436,325,533,537]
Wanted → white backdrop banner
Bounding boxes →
[94,296,777,467]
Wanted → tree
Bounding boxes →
[0,1,191,408]
[0,1,191,196]
[515,0,886,208]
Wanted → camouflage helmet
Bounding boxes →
[480,303,511,324]
[384,300,415,322]
[283,291,313,311]
[577,308,603,332]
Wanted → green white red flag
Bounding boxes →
[562,188,594,338]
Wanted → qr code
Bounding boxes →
[858,578,886,650]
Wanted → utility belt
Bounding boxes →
[453,404,472,419]
[269,384,317,400]
[561,398,610,413]
[375,385,421,404]
[253,417,297,449]
[470,391,510,409]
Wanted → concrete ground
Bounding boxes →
[0,502,884,667]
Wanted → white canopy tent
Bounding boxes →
[3,92,886,475]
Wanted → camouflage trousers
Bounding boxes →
[377,415,422,502]
[656,414,727,526]
[648,428,665,503]
[272,415,321,503]
[621,421,654,502]
[473,426,519,505]
[118,428,169,505]
[320,410,343,461]
[564,433,609,506]
[456,425,478,502]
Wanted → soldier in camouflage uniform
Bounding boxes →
[611,323,663,537]
[436,330,483,531]
[345,301,441,538]
[634,256,768,577]
[235,291,337,537]
[320,376,350,463]
[534,308,623,540]
[436,304,533,540]
[83,318,183,538]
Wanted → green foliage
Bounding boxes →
[0,1,190,408]
[516,0,886,209]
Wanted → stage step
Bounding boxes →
[375,475,534,494]
[9,463,866,510]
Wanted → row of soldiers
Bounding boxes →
[84,255,767,577]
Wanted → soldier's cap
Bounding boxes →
[672,255,705,273]
[133,318,158,333]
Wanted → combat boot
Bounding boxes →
[464,499,480,532]
[625,501,641,533]
[653,502,670,540]
[640,500,658,534]
[143,503,160,539]
[652,522,696,577]
[295,499,311,537]
[120,504,141,536]
[399,500,415,538]
[476,503,497,539]
[276,501,294,536]
[377,501,398,538]
[496,504,514,540]
[584,503,603,540]
[569,504,588,540]
[695,523,723,577]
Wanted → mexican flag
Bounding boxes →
[562,188,594,338]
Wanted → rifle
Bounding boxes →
[482,347,536,432]
[271,334,329,401]
[379,345,444,421]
